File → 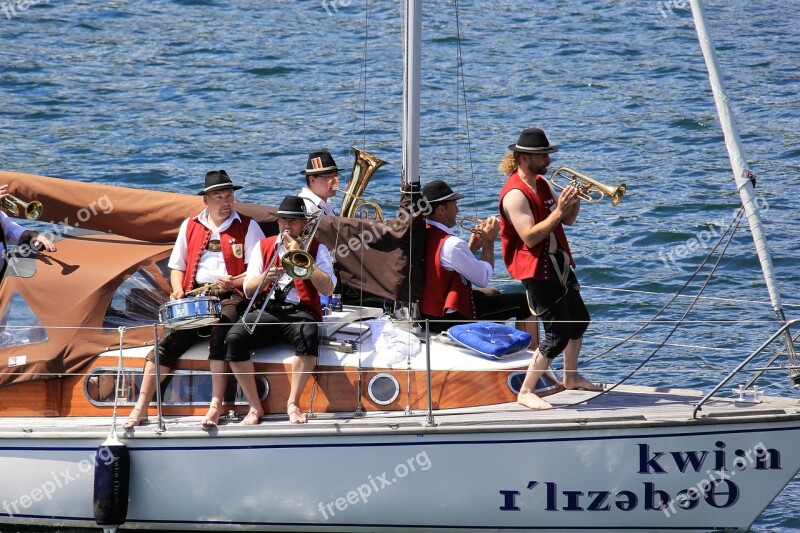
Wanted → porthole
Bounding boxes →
[368,373,400,406]
[507,370,561,395]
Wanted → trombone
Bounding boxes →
[241,211,324,334]
[1,195,43,220]
[549,167,626,206]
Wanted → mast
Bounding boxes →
[689,0,799,382]
[402,0,421,188]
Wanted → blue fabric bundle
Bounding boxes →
[446,322,531,359]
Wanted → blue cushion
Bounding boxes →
[446,322,531,359]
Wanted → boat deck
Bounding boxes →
[2,384,798,438]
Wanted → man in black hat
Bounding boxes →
[298,150,342,216]
[499,128,601,410]
[224,195,336,424]
[123,170,266,429]
[419,179,539,343]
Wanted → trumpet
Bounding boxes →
[1,194,43,220]
[459,216,488,234]
[549,167,626,206]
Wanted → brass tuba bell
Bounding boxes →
[549,167,626,206]
[340,147,387,220]
[1,194,43,220]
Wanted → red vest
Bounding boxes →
[499,171,574,281]
[181,213,252,293]
[420,224,475,318]
[259,235,324,322]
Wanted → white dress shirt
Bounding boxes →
[298,186,335,217]
[244,239,337,304]
[426,219,492,288]
[169,209,266,284]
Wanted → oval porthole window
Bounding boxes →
[507,370,562,395]
[368,373,400,406]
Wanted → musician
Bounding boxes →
[499,127,601,410]
[0,184,56,282]
[224,195,335,424]
[418,180,539,343]
[123,170,265,429]
[298,150,342,216]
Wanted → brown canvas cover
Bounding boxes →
[0,170,422,387]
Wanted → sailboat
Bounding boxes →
[1,0,799,531]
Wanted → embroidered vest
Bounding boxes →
[420,225,475,318]
[499,171,574,281]
[181,213,251,293]
[259,235,323,322]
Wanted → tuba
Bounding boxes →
[549,167,626,206]
[1,195,43,220]
[340,147,387,220]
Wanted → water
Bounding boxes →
[1,0,799,531]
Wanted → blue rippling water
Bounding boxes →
[1,0,799,531]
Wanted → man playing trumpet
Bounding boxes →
[419,180,538,344]
[499,128,602,410]
[0,184,56,282]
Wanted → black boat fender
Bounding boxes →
[93,433,130,528]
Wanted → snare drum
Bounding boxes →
[159,295,222,330]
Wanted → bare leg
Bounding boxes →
[561,337,602,391]
[201,360,228,428]
[230,360,264,425]
[287,355,315,424]
[123,360,169,429]
[517,315,540,350]
[516,349,553,410]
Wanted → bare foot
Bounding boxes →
[287,402,307,424]
[201,405,221,429]
[122,407,148,429]
[563,375,604,392]
[241,407,263,426]
[517,391,553,410]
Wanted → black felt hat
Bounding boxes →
[276,195,310,220]
[300,150,343,176]
[198,170,243,195]
[508,128,559,154]
[422,180,465,206]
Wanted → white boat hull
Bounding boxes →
[2,410,799,532]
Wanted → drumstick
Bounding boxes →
[185,272,247,296]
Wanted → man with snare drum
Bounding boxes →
[123,170,265,430]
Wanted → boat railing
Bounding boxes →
[692,318,800,419]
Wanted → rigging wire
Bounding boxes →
[453,0,478,216]
[554,208,746,410]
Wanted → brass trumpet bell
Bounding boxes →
[282,250,316,280]
[549,167,626,206]
[1,195,43,220]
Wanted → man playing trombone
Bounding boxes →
[224,195,336,424]
[499,128,602,410]
[418,180,538,344]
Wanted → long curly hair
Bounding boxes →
[498,151,518,176]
